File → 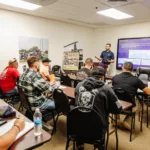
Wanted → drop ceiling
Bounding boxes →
[0,0,150,28]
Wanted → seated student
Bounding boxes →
[40,58,51,81]
[40,58,56,84]
[19,56,57,130]
[0,58,20,98]
[112,61,150,130]
[76,58,93,80]
[75,67,122,150]
[0,117,25,150]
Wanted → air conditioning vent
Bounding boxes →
[68,19,110,27]
[23,0,58,6]
[108,0,127,1]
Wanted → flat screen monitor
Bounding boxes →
[117,37,150,70]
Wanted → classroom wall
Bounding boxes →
[0,9,94,73]
[93,22,150,75]
[1,9,150,75]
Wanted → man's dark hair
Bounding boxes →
[106,43,111,47]
[123,61,133,71]
[42,58,51,63]
[27,56,40,67]
[91,67,106,78]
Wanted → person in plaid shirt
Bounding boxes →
[19,56,56,130]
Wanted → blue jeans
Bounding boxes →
[4,88,18,96]
[4,88,20,104]
[40,99,55,111]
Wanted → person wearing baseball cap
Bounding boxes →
[40,58,53,82]
[75,66,122,150]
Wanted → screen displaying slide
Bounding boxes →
[117,38,150,69]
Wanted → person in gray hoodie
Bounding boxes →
[75,66,122,150]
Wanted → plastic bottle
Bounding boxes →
[33,108,42,136]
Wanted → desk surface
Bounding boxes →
[0,100,51,150]
[61,86,132,111]
[68,74,113,81]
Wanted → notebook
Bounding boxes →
[0,119,34,141]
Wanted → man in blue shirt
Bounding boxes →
[100,43,115,64]
[96,43,115,73]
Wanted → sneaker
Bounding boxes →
[43,122,53,131]
[122,121,131,131]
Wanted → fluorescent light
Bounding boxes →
[97,8,133,20]
[0,0,41,10]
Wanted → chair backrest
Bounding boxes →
[52,65,62,75]
[60,74,72,87]
[114,88,135,106]
[76,71,88,80]
[53,89,70,114]
[74,79,82,88]
[136,67,150,80]
[67,107,104,142]
[17,86,32,112]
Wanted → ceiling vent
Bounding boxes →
[68,19,110,27]
[23,0,58,6]
[108,0,127,1]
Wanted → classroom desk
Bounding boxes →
[0,100,51,150]
[61,85,132,110]
[68,74,113,81]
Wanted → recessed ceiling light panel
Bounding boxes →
[97,8,134,20]
[0,0,41,10]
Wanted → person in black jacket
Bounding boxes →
[75,66,122,150]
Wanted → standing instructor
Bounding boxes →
[96,43,115,73]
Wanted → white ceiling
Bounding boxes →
[0,0,150,28]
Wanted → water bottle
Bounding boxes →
[33,108,42,136]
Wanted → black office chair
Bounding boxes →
[114,88,139,142]
[52,65,62,76]
[17,86,33,117]
[17,86,56,134]
[66,107,106,150]
[74,79,82,88]
[73,71,87,88]
[136,67,150,128]
[53,89,73,133]
[60,73,72,87]
[136,67,150,81]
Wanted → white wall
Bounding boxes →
[93,22,150,75]
[1,9,150,75]
[0,9,94,73]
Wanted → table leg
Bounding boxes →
[140,96,144,132]
[115,114,118,150]
[147,96,149,127]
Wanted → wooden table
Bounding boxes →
[61,86,132,111]
[68,74,113,82]
[0,100,51,150]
